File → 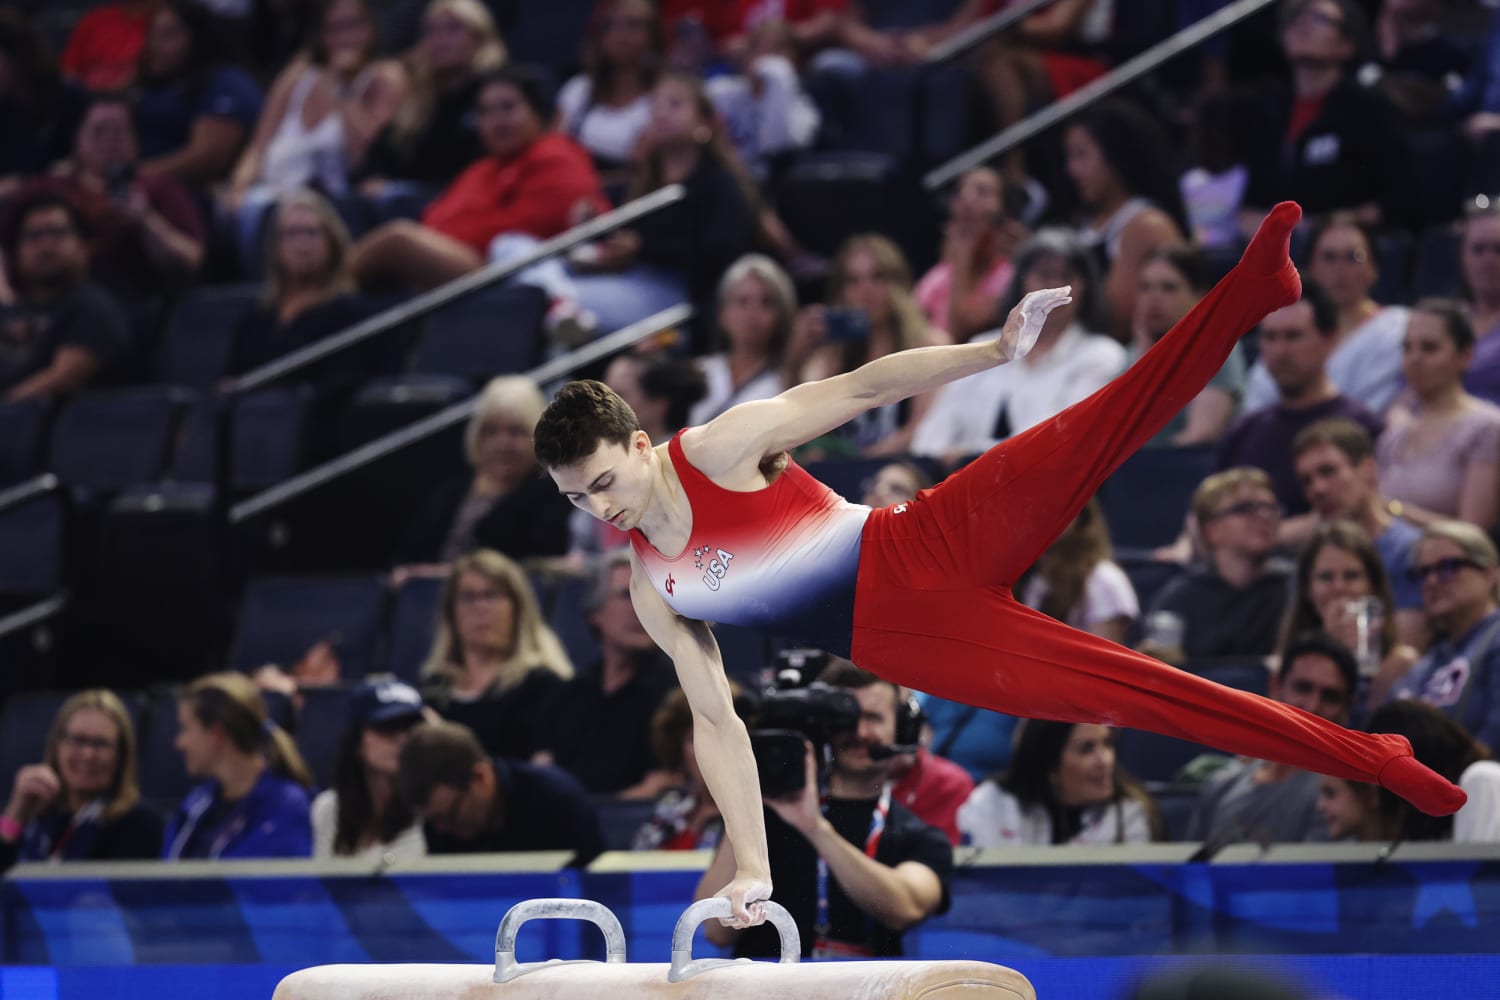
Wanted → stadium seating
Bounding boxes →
[412,285,549,383]
[0,490,65,599]
[49,388,193,499]
[294,684,357,791]
[386,575,446,684]
[0,397,49,487]
[229,575,388,681]
[1099,445,1217,550]
[154,285,260,390]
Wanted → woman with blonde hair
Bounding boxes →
[1021,496,1137,646]
[356,0,505,190]
[419,549,574,760]
[393,375,572,572]
[788,233,943,458]
[228,187,369,386]
[164,673,315,859]
[1,690,162,871]
[687,253,796,426]
[1388,520,1500,751]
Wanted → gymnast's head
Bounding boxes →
[536,378,655,532]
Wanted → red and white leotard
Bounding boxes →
[629,433,869,655]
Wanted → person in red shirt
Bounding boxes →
[349,66,609,290]
[60,1,159,92]
[887,693,975,846]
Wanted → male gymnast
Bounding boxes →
[535,202,1464,930]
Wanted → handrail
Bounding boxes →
[924,0,1056,65]
[225,184,687,396]
[0,592,67,641]
[924,0,1276,190]
[229,303,694,524]
[0,473,59,518]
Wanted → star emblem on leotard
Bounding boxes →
[693,546,706,570]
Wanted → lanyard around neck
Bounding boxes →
[814,783,891,938]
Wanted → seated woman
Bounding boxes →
[229,188,368,380]
[355,0,505,192]
[350,65,609,291]
[0,690,162,872]
[163,672,315,859]
[1461,206,1500,406]
[911,229,1124,464]
[957,719,1163,846]
[914,167,1021,343]
[687,253,796,426]
[1244,214,1408,414]
[556,0,659,185]
[133,1,263,189]
[788,234,944,459]
[1020,497,1138,647]
[1364,699,1500,842]
[223,0,405,264]
[1063,98,1187,340]
[1389,519,1500,752]
[418,549,574,761]
[1130,244,1246,447]
[632,684,752,850]
[393,375,571,571]
[568,71,759,344]
[311,676,428,860]
[1378,299,1500,532]
[1281,520,1421,714]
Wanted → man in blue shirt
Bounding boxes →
[1292,417,1427,650]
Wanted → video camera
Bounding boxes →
[749,648,860,799]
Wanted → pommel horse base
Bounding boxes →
[273,898,1036,999]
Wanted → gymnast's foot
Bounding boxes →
[1239,202,1303,308]
[1379,752,1468,817]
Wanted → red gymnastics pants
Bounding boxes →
[848,202,1464,817]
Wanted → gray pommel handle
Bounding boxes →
[493,898,628,983]
[668,897,800,983]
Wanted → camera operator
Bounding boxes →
[695,659,953,959]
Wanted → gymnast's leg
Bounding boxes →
[908,201,1304,588]
[849,587,1466,817]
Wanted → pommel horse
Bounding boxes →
[273,897,1036,999]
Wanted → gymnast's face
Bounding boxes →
[550,431,656,532]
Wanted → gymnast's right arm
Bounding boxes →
[628,559,773,928]
[687,287,1073,475]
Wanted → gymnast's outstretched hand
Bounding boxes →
[714,872,774,929]
[996,285,1072,363]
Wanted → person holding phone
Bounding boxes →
[694,660,952,959]
[789,234,943,458]
[24,93,205,302]
[536,203,1465,933]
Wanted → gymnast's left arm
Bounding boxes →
[690,287,1074,466]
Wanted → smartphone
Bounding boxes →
[105,165,135,205]
[824,307,871,344]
